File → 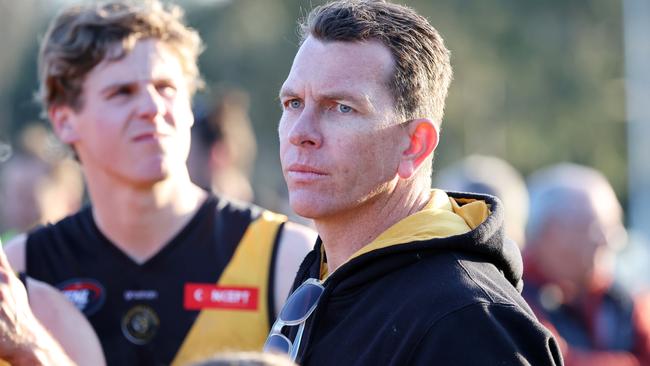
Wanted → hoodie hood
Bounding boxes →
[297,190,523,292]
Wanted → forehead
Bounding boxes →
[282,37,395,98]
[84,39,186,90]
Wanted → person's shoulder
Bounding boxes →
[408,301,562,365]
[4,233,27,272]
[27,277,107,366]
[5,207,92,272]
[385,251,528,316]
[281,221,317,245]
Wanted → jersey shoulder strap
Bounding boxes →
[171,209,287,366]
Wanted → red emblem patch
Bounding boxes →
[184,283,259,311]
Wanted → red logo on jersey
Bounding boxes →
[184,283,259,311]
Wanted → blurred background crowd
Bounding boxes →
[1,0,649,363]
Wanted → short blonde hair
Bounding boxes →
[38,0,204,111]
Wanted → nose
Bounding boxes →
[138,85,166,121]
[287,107,322,148]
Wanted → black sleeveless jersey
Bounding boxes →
[26,195,287,366]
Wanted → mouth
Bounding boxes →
[132,132,168,142]
[286,163,327,181]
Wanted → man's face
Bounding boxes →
[279,37,406,220]
[56,38,193,187]
[541,190,623,289]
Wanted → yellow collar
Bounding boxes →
[320,189,490,279]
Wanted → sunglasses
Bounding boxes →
[263,278,324,361]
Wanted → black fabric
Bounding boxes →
[523,281,636,351]
[266,221,286,326]
[289,191,563,366]
[18,271,27,289]
[25,195,268,366]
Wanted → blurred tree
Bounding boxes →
[0,0,627,215]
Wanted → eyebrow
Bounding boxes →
[279,86,298,100]
[99,81,135,96]
[99,77,176,95]
[279,87,375,111]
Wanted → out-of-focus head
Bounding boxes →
[38,0,203,112]
[435,155,529,248]
[525,163,626,290]
[188,89,257,201]
[0,124,83,234]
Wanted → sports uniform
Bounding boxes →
[26,195,287,366]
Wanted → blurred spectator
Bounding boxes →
[522,163,650,366]
[0,124,83,240]
[435,154,529,247]
[188,88,257,202]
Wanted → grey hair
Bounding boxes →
[525,163,622,243]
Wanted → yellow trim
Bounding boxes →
[321,190,490,279]
[171,211,287,366]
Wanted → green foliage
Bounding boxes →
[2,0,627,211]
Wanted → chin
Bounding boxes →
[288,191,321,219]
[130,167,172,188]
[290,200,319,219]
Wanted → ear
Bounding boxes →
[48,105,80,144]
[397,119,439,179]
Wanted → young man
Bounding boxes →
[5,1,315,365]
[270,1,563,364]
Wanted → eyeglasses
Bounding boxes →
[263,278,324,361]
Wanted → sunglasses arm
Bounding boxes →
[289,321,306,361]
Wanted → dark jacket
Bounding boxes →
[523,257,650,366]
[290,192,563,365]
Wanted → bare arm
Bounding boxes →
[4,234,26,273]
[28,278,106,366]
[2,235,105,365]
[0,242,74,366]
[273,221,317,314]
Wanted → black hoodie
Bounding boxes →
[288,191,563,365]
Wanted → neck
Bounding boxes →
[316,182,430,272]
[85,168,207,263]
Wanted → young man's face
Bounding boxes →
[279,37,406,220]
[54,38,194,187]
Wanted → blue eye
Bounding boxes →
[289,100,302,109]
[338,104,352,113]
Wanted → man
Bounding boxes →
[523,163,650,366]
[270,1,562,364]
[5,1,315,365]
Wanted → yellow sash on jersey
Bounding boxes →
[171,210,287,366]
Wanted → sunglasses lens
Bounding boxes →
[280,283,323,322]
[264,334,292,354]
